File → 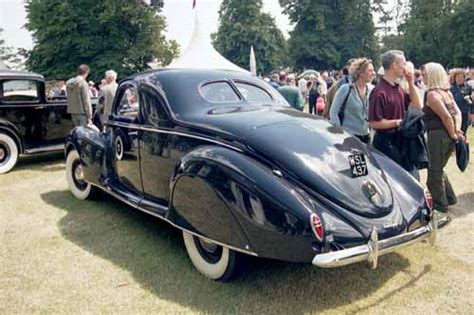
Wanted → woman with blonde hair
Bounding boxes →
[422,62,463,212]
[330,58,375,143]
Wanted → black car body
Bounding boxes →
[0,70,98,174]
[65,69,448,281]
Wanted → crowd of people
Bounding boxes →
[269,50,473,213]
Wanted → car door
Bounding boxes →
[108,82,143,201]
[0,78,45,150]
[137,85,175,212]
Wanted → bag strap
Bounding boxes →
[338,85,353,124]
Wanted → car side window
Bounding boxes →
[234,82,272,104]
[1,80,39,103]
[115,86,139,120]
[200,81,240,103]
[140,88,168,126]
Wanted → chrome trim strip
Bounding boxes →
[24,144,64,154]
[312,215,450,268]
[91,183,258,257]
[108,121,244,153]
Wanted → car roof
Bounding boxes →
[0,69,44,81]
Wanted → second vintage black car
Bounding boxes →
[65,69,448,281]
[0,69,98,174]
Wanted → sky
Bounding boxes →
[0,0,292,50]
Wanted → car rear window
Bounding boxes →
[2,80,39,102]
[234,82,273,103]
[200,82,240,103]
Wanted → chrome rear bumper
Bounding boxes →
[312,212,450,269]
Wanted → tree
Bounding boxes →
[447,0,474,66]
[397,0,455,66]
[212,0,287,74]
[280,0,379,70]
[0,28,27,70]
[25,0,178,81]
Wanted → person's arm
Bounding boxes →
[329,85,348,125]
[405,70,422,109]
[295,89,305,111]
[427,92,459,140]
[80,82,93,123]
[368,91,402,130]
[448,91,464,138]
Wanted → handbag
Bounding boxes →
[316,96,325,112]
[455,137,469,172]
[337,85,353,125]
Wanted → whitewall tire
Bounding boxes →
[66,150,95,200]
[182,231,239,281]
[0,133,19,174]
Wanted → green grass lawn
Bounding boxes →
[1,130,473,314]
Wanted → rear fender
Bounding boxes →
[169,146,319,262]
[65,127,108,186]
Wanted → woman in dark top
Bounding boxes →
[450,68,473,134]
[422,63,463,213]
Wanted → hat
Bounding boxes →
[88,81,95,85]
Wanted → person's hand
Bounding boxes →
[404,68,415,83]
[451,129,464,141]
[87,121,100,133]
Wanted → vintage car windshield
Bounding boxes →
[199,80,289,107]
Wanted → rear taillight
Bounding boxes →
[424,189,433,210]
[310,213,324,241]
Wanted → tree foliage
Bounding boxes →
[212,0,287,74]
[384,0,473,67]
[25,0,178,81]
[280,0,379,70]
[0,28,27,69]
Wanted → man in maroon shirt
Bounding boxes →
[368,50,422,170]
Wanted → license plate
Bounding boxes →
[348,153,368,178]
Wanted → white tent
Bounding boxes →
[167,13,249,73]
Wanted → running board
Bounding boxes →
[24,144,64,154]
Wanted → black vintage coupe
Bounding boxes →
[65,69,448,281]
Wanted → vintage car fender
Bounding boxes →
[370,149,430,229]
[168,145,350,262]
[0,119,23,153]
[65,126,108,187]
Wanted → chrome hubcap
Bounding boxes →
[74,164,84,181]
[0,148,5,161]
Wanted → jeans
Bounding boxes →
[426,128,457,211]
[308,94,317,114]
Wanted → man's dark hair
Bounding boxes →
[77,64,90,76]
[342,67,349,75]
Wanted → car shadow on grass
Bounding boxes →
[42,189,429,314]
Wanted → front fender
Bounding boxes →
[65,127,108,186]
[169,146,320,262]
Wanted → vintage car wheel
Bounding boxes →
[66,150,95,200]
[182,231,239,281]
[0,133,19,174]
[114,131,125,161]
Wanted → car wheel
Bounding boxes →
[0,133,19,174]
[114,132,125,161]
[66,149,95,200]
[182,231,239,281]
